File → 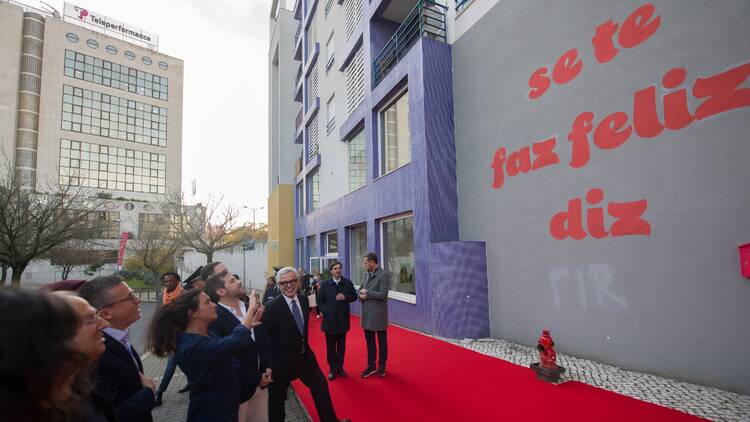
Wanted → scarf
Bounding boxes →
[163,284,183,305]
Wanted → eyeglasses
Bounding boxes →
[278,279,298,287]
[102,291,137,308]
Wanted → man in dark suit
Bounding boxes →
[317,261,357,380]
[79,275,156,422]
[297,267,312,296]
[206,270,272,421]
[262,267,350,422]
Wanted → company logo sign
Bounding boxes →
[63,3,157,47]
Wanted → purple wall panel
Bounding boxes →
[295,17,489,338]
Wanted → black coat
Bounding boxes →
[261,294,320,380]
[262,284,281,305]
[207,304,271,402]
[92,333,155,422]
[317,277,357,334]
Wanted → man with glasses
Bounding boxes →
[262,267,350,422]
[79,275,156,422]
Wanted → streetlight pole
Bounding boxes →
[243,206,264,230]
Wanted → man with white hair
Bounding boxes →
[262,267,350,422]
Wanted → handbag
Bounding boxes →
[307,293,317,307]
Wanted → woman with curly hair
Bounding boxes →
[0,289,89,422]
[147,288,264,422]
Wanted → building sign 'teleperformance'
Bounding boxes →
[63,2,158,49]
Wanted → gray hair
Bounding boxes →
[276,266,298,283]
[78,275,125,310]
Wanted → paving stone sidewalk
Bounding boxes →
[439,336,750,422]
[141,352,311,422]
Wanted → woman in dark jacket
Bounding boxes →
[147,289,264,422]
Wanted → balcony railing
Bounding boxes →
[372,0,447,87]
[295,108,304,132]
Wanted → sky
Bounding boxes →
[40,0,274,225]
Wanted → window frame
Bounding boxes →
[379,212,416,304]
[325,31,335,72]
[377,87,411,177]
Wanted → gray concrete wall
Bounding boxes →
[0,3,22,167]
[453,0,750,394]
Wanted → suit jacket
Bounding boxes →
[261,294,320,380]
[262,284,281,305]
[360,267,391,331]
[93,333,155,422]
[207,303,271,402]
[317,277,357,334]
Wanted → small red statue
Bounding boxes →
[529,329,565,382]
[537,330,557,369]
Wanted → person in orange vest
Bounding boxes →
[155,272,183,406]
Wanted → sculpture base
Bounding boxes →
[530,362,566,383]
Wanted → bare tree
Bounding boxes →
[163,193,249,263]
[126,229,181,289]
[0,159,101,287]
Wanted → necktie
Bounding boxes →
[291,299,304,335]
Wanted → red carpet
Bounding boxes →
[291,314,703,422]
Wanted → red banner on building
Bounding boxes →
[117,232,129,270]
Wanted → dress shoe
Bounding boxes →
[328,372,336,381]
[178,385,189,394]
[378,367,386,377]
[337,367,348,377]
[360,366,377,378]
[339,419,352,422]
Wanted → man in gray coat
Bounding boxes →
[359,252,391,378]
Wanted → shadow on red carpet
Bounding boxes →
[291,314,703,422]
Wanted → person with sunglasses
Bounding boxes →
[79,275,157,422]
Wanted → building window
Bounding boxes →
[82,211,120,239]
[158,61,169,70]
[105,45,118,55]
[61,85,168,147]
[348,224,367,287]
[59,139,167,194]
[307,235,318,273]
[142,56,152,65]
[347,128,365,191]
[65,33,79,43]
[379,89,410,175]
[326,95,335,134]
[324,231,338,255]
[325,32,335,71]
[296,182,304,218]
[306,170,319,213]
[297,238,305,268]
[64,50,169,101]
[124,51,135,60]
[381,213,415,300]
[138,213,170,238]
[86,39,99,49]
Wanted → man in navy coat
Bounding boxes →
[317,261,357,380]
[206,270,272,421]
[79,275,156,422]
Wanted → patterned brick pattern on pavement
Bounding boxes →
[438,337,750,422]
[141,352,311,422]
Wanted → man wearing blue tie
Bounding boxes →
[261,267,350,422]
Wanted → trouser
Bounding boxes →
[156,353,177,394]
[268,363,338,422]
[364,329,388,369]
[239,387,268,422]
[325,332,347,372]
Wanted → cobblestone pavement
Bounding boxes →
[439,337,750,422]
[141,352,311,422]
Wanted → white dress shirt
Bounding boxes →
[218,301,255,341]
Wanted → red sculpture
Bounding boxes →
[530,329,565,382]
[537,330,557,369]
